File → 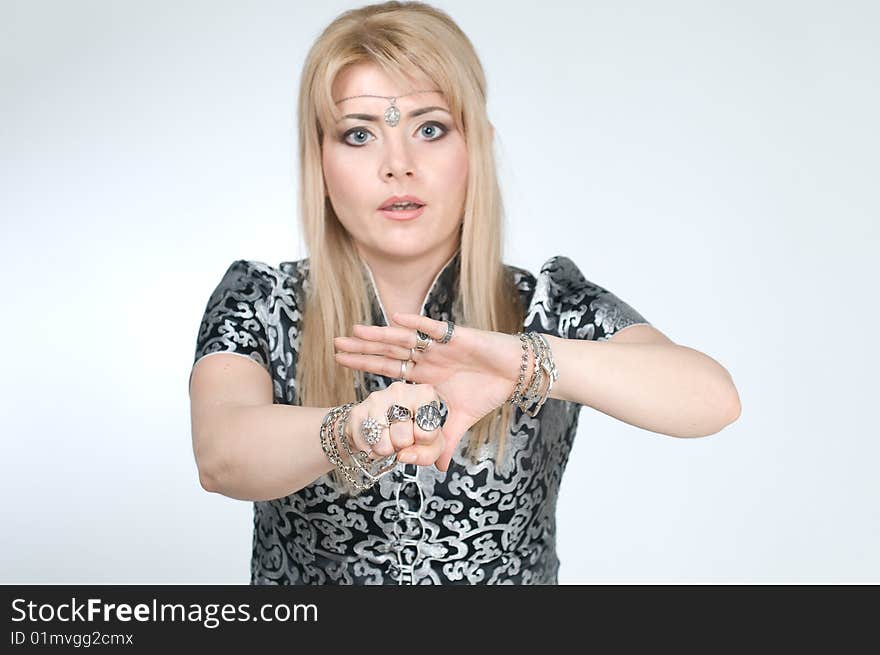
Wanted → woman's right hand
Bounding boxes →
[345,381,447,468]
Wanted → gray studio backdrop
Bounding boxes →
[1,0,877,583]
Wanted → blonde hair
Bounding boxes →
[295,1,524,493]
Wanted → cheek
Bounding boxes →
[321,147,343,193]
[322,147,361,204]
[446,148,469,203]
[433,144,468,197]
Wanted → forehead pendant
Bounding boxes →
[384,97,400,127]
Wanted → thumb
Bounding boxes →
[435,414,471,473]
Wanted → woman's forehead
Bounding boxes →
[332,61,437,102]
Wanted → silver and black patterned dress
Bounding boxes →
[190,248,649,584]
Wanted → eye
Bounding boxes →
[341,127,374,146]
[418,121,448,140]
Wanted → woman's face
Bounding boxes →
[322,62,468,262]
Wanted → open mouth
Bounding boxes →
[381,202,424,211]
[379,204,426,220]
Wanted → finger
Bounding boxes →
[433,413,471,472]
[351,323,419,348]
[413,400,442,446]
[412,425,436,445]
[334,336,411,361]
[334,352,422,382]
[390,312,451,342]
[435,442,455,472]
[397,429,446,466]
[388,418,414,450]
[349,409,394,457]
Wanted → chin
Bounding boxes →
[372,240,439,261]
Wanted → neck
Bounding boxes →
[358,241,460,324]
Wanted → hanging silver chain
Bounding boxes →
[390,463,426,585]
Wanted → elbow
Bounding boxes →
[724,379,742,425]
[193,436,226,494]
[713,364,741,429]
[691,379,741,438]
[727,395,742,424]
[198,465,219,493]
[192,420,233,494]
[707,387,740,435]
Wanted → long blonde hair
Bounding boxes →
[295,1,524,492]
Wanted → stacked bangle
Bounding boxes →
[319,402,398,493]
[506,332,532,406]
[506,331,559,418]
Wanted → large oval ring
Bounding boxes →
[360,416,387,446]
[415,400,442,432]
[415,330,433,351]
[437,321,454,344]
[386,404,413,423]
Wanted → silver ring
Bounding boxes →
[410,347,416,361]
[415,400,442,432]
[415,330,433,351]
[386,404,412,423]
[360,416,387,446]
[400,359,408,381]
[438,321,454,344]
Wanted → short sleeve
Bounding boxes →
[191,259,274,379]
[525,255,650,341]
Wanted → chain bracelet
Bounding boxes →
[338,413,398,487]
[507,331,559,418]
[319,402,375,493]
[334,407,375,492]
[523,332,546,404]
[525,332,559,417]
[319,403,355,469]
[506,332,531,404]
[512,332,542,412]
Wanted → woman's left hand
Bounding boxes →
[333,312,523,472]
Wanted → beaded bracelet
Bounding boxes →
[506,332,532,405]
[523,332,546,404]
[510,332,542,408]
[507,331,559,417]
[525,332,559,417]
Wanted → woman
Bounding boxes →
[188,1,741,585]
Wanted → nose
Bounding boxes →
[380,135,416,180]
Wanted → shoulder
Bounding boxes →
[211,257,311,304]
[503,254,592,304]
[216,259,276,294]
[511,254,650,341]
[192,257,310,374]
[277,257,311,302]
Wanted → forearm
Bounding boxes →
[197,404,336,501]
[542,335,740,437]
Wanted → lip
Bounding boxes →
[379,204,426,221]
[378,194,426,210]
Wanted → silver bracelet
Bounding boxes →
[509,331,541,409]
[523,332,546,404]
[526,332,558,417]
[319,403,374,492]
[506,332,531,405]
[513,332,558,418]
[338,413,398,486]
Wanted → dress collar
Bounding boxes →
[361,246,461,327]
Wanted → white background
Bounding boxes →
[2,0,877,583]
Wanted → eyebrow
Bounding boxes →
[336,106,451,123]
